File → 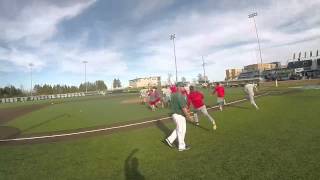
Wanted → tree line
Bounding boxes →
[113,78,122,88]
[34,80,107,95]
[0,86,24,98]
[0,80,108,98]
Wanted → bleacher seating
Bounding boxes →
[238,71,259,79]
[287,60,312,69]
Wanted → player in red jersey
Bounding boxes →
[188,86,217,130]
[212,82,225,111]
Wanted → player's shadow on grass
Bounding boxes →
[125,149,145,180]
[155,120,171,137]
[189,121,210,131]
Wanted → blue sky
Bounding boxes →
[0,0,319,89]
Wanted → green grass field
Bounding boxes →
[3,87,246,134]
[5,94,170,134]
[0,83,319,179]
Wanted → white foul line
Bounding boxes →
[0,93,267,142]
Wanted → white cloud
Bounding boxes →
[0,0,95,45]
[132,0,175,19]
[0,48,45,72]
[0,0,96,72]
[1,0,319,86]
[132,0,320,81]
[59,48,128,76]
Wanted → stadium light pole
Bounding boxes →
[82,61,88,93]
[202,56,207,84]
[248,12,263,77]
[28,63,34,96]
[170,34,178,82]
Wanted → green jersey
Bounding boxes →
[170,92,187,115]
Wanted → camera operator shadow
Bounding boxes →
[124,149,145,180]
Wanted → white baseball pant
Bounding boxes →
[248,93,259,109]
[167,113,186,150]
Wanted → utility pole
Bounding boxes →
[82,61,88,93]
[28,63,34,96]
[248,12,263,78]
[167,73,172,85]
[202,56,207,84]
[170,34,178,82]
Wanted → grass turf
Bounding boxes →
[0,89,319,179]
[4,87,247,134]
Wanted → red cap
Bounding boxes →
[170,85,177,93]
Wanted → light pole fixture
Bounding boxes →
[202,56,207,84]
[28,63,34,96]
[170,34,178,83]
[82,61,88,93]
[248,12,263,77]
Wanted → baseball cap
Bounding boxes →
[175,82,185,87]
[170,85,177,93]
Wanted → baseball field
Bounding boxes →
[0,80,319,179]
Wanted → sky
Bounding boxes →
[0,0,319,89]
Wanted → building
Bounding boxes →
[270,62,282,69]
[129,76,161,88]
[225,68,243,80]
[244,63,277,71]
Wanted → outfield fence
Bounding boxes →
[0,91,106,104]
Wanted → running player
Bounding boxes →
[165,83,194,151]
[212,82,225,111]
[244,83,259,110]
[188,86,217,130]
[148,87,161,111]
[139,88,149,104]
[161,86,171,107]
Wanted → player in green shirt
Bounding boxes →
[165,83,194,151]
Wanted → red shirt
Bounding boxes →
[214,86,225,97]
[188,91,204,109]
